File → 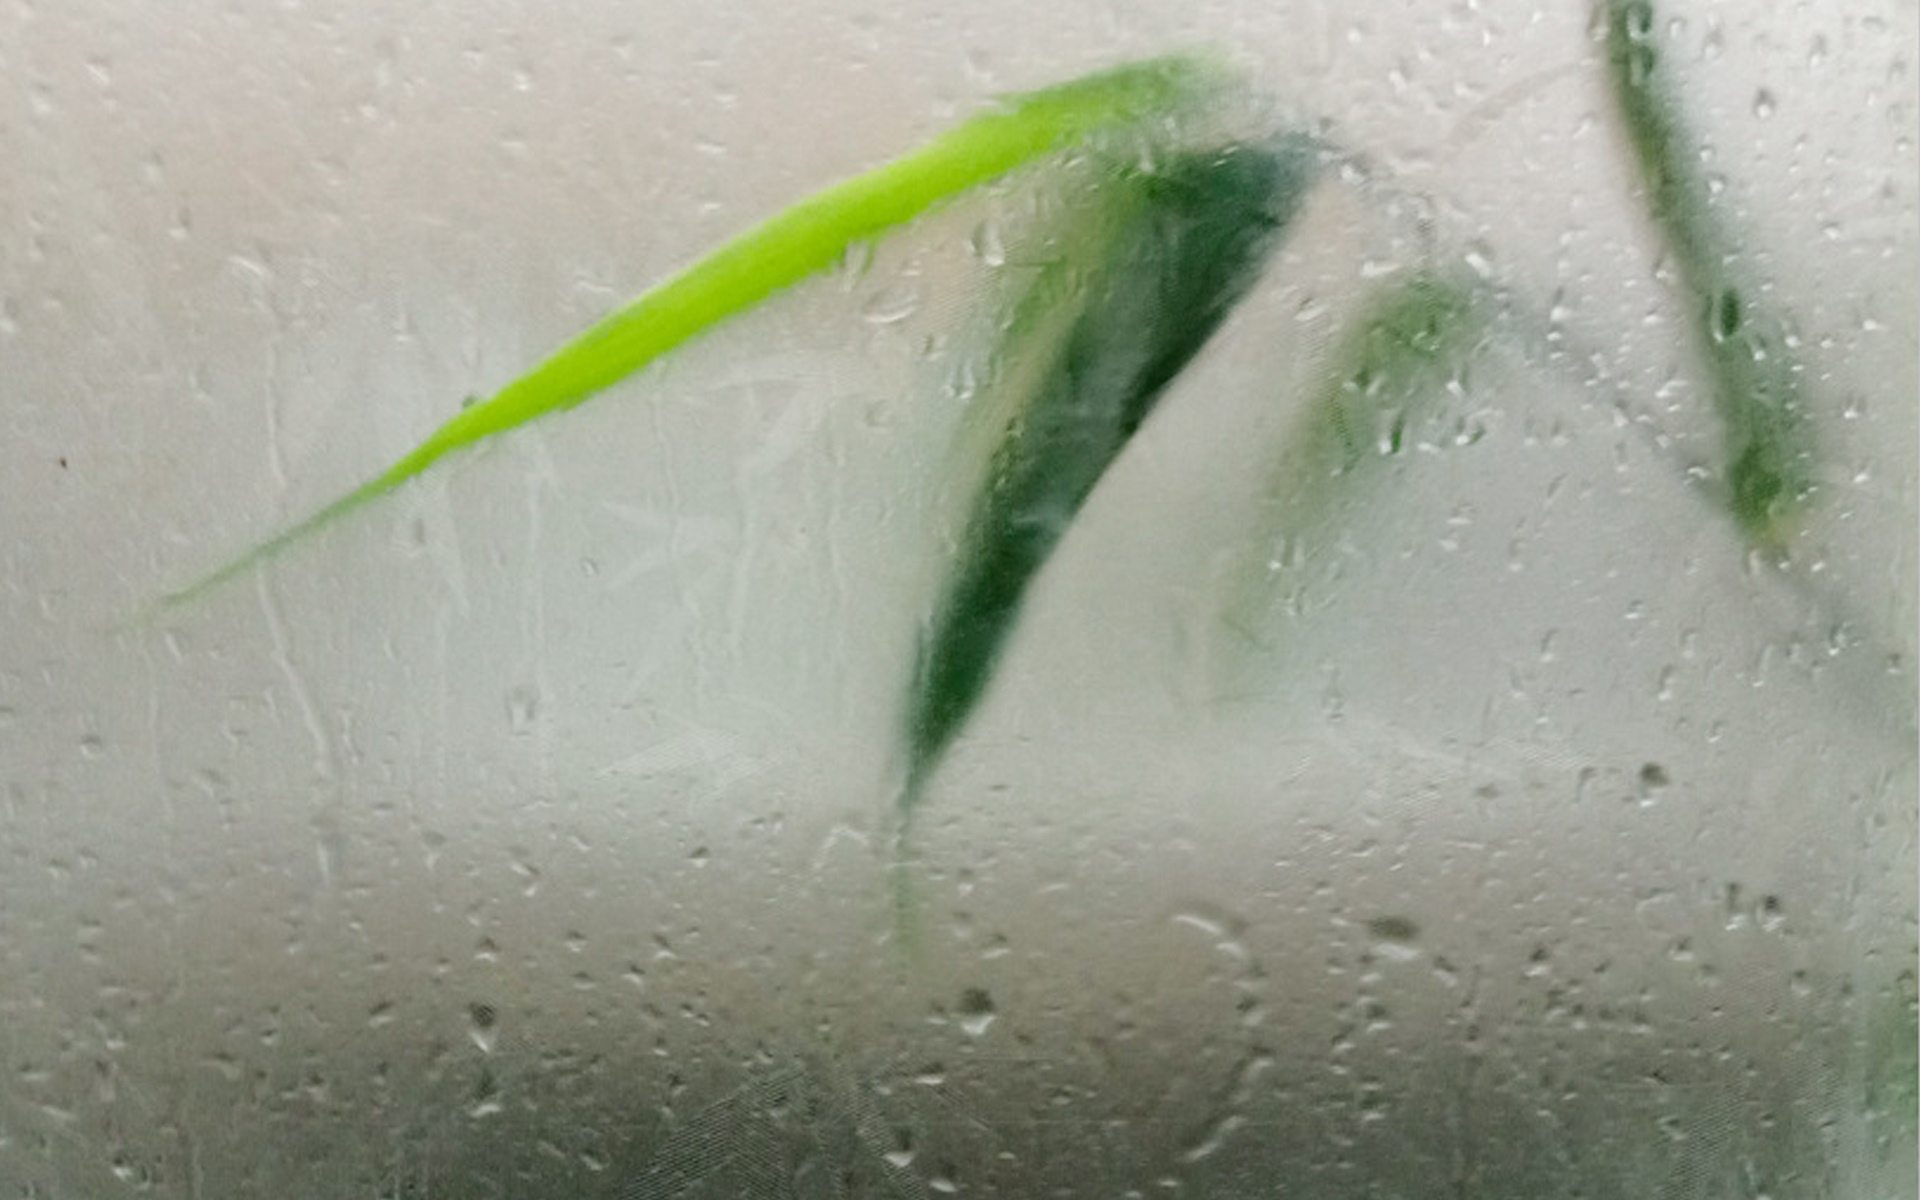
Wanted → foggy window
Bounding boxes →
[2,1,1913,1196]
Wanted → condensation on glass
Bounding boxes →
[0,1,1913,1196]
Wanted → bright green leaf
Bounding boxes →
[157,55,1233,610]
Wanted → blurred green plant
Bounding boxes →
[1212,268,1491,672]
[1602,0,1816,549]
[155,54,1228,609]
[158,21,1875,957]
[897,140,1318,819]
[889,135,1319,932]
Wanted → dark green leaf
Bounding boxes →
[899,138,1319,819]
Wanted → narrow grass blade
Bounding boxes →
[898,137,1319,822]
[1602,0,1816,548]
[157,55,1232,610]
[1214,269,1491,671]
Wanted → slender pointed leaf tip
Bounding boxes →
[159,54,1232,609]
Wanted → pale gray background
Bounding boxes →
[1,0,1914,1195]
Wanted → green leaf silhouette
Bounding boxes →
[156,55,1231,610]
[1602,0,1817,548]
[894,138,1319,875]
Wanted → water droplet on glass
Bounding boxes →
[1367,914,1420,943]
[468,1076,504,1119]
[1752,88,1776,119]
[468,1002,499,1054]
[109,1152,151,1188]
[506,685,539,734]
[1626,44,1656,89]
[1636,762,1670,806]
[1758,894,1785,933]
[884,1126,917,1169]
[957,987,996,1037]
[862,285,920,325]
[1710,288,1743,343]
[970,220,1006,267]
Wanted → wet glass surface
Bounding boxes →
[1,1,1914,1195]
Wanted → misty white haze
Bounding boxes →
[0,0,1913,1194]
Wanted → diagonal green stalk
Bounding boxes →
[1602,0,1816,549]
[157,55,1232,610]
